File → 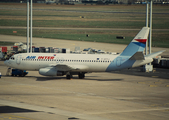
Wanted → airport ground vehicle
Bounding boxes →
[11,69,28,77]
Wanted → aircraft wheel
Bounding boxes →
[21,74,25,77]
[78,73,85,79]
[66,74,72,79]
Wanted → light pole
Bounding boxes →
[145,1,149,55]
[144,0,153,72]
[30,0,33,53]
[149,0,153,56]
[27,0,29,53]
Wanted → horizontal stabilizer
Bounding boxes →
[145,50,165,58]
[129,52,145,60]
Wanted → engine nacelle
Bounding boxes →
[39,67,64,76]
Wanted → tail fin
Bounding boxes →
[121,27,149,56]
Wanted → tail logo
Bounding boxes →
[134,39,147,44]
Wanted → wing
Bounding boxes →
[49,64,89,71]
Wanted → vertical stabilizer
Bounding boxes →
[121,27,149,56]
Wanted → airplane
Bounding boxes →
[4,27,164,79]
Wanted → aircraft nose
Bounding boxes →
[4,60,10,66]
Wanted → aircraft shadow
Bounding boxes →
[2,75,121,81]
[36,76,65,81]
[0,106,38,113]
[36,76,123,82]
[111,67,169,80]
[83,76,123,81]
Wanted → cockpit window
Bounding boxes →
[10,57,15,60]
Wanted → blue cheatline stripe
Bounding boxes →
[133,42,146,48]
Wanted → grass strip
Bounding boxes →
[0,41,14,46]
[0,29,168,48]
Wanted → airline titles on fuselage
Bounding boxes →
[24,55,112,63]
[26,56,55,59]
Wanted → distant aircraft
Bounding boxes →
[4,27,164,79]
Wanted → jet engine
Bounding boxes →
[39,67,64,76]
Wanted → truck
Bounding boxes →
[11,69,28,77]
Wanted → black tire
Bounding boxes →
[66,74,72,79]
[21,74,25,77]
[78,73,85,79]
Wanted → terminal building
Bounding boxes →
[45,0,169,4]
[2,0,169,4]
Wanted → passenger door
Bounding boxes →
[16,55,22,65]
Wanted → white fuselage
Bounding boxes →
[5,53,121,72]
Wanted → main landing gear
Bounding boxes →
[66,72,85,79]
[66,74,73,79]
[78,72,85,79]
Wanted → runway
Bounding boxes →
[0,35,169,120]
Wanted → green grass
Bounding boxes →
[0,29,26,36]
[0,29,168,48]
[0,20,26,26]
[0,41,14,45]
[2,19,166,29]
[0,4,169,48]
[0,5,169,29]
[0,17,168,29]
[0,10,27,16]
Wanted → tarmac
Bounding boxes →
[0,35,169,120]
